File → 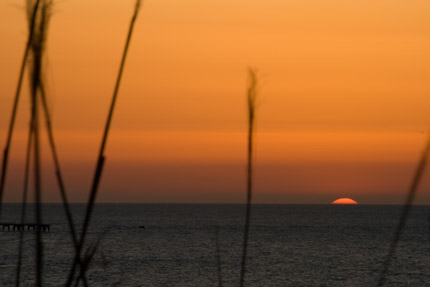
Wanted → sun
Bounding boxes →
[332,198,358,204]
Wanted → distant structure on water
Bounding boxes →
[0,223,50,232]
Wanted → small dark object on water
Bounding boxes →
[138,225,145,229]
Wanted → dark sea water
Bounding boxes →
[0,204,429,286]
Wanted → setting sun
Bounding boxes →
[332,198,358,205]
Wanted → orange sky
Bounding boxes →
[1,0,430,204]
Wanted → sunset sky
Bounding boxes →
[1,0,430,204]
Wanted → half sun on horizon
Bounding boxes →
[332,198,359,204]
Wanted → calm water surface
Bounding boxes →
[0,204,429,286]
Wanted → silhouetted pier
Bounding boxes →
[0,223,50,232]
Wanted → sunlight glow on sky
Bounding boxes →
[1,0,430,203]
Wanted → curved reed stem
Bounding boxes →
[0,0,41,219]
[377,135,430,286]
[65,1,142,285]
[239,68,258,287]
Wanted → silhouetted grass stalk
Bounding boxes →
[16,1,86,284]
[0,0,41,219]
[239,68,258,287]
[65,1,142,285]
[32,79,43,287]
[377,134,430,286]
[39,82,89,286]
[74,231,107,287]
[39,82,79,247]
[26,1,53,285]
[15,106,35,287]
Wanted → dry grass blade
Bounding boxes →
[39,82,79,246]
[377,135,430,286]
[239,68,258,287]
[0,0,41,220]
[65,1,142,285]
[26,1,53,285]
[73,232,107,287]
[32,54,43,287]
[39,81,89,284]
[15,110,35,287]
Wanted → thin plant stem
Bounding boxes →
[39,82,89,287]
[15,108,35,287]
[377,135,430,286]
[239,68,258,287]
[65,1,142,285]
[32,72,43,287]
[0,0,41,219]
[27,1,53,285]
[35,6,87,286]
[39,82,79,246]
[74,232,107,287]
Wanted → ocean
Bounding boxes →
[0,204,429,286]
